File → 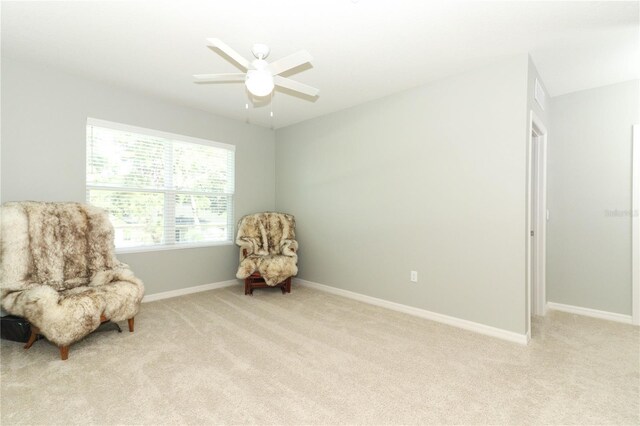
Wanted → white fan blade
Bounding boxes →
[274,75,319,97]
[268,50,313,75]
[206,38,252,70]
[193,73,246,83]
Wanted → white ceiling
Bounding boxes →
[2,1,638,129]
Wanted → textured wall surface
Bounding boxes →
[276,55,531,334]
[547,79,640,314]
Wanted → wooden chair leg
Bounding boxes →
[24,326,39,350]
[59,346,69,361]
[127,318,135,332]
[246,279,255,296]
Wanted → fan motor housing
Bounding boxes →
[251,43,270,60]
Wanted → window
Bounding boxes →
[86,118,235,251]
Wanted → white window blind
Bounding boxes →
[86,118,235,251]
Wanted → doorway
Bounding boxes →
[527,111,548,340]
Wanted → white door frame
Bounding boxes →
[526,110,548,339]
[632,125,640,326]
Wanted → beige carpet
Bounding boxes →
[1,283,638,425]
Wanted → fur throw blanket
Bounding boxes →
[235,212,298,286]
[0,202,144,346]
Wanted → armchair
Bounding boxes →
[0,202,144,360]
[235,212,298,295]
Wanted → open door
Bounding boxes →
[527,111,548,340]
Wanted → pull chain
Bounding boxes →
[270,91,274,129]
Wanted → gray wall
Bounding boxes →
[11,51,632,329]
[1,57,276,295]
[547,79,640,314]
[276,55,531,334]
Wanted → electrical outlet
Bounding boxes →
[410,271,418,282]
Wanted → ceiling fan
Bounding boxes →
[194,38,319,99]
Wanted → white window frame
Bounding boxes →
[86,118,236,253]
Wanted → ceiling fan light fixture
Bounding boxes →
[245,69,274,97]
[195,39,318,99]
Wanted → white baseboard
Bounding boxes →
[142,279,239,303]
[546,302,633,324]
[295,279,528,345]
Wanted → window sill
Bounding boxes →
[116,241,234,254]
